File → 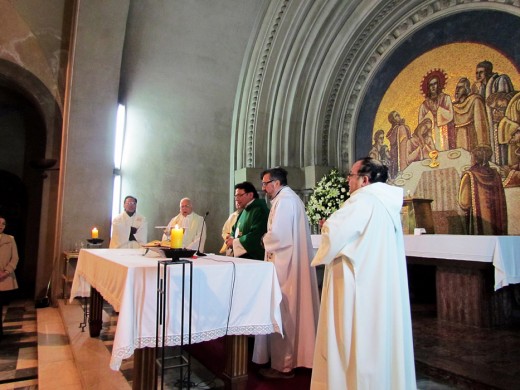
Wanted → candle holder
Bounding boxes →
[161,248,196,261]
[87,238,104,245]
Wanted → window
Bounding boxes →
[112,103,126,219]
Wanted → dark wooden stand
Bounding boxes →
[223,335,248,390]
[402,198,434,234]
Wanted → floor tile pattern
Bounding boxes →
[412,306,520,390]
[97,302,224,389]
[2,299,520,389]
[0,301,38,389]
[97,303,520,390]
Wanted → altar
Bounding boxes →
[70,248,283,389]
[312,234,520,327]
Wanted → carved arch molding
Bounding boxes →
[232,0,520,184]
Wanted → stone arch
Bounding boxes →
[0,58,62,297]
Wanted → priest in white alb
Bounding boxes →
[310,157,416,389]
[162,197,206,251]
[254,167,320,379]
[109,195,148,249]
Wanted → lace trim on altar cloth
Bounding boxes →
[109,323,281,370]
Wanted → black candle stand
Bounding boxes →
[156,258,193,389]
[161,248,196,261]
[86,238,104,245]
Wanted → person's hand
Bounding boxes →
[225,237,234,248]
[0,270,9,282]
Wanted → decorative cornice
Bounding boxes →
[246,0,290,167]
[325,0,399,167]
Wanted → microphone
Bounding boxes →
[196,211,209,257]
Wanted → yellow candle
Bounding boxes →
[170,224,183,248]
[91,227,99,239]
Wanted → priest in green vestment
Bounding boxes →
[225,181,269,260]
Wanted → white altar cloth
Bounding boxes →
[70,249,283,370]
[311,234,520,291]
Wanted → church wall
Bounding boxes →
[52,0,130,298]
[0,0,68,108]
[118,0,269,252]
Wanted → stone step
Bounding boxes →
[57,299,130,390]
[36,305,82,389]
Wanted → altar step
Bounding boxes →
[36,306,83,389]
[56,299,130,390]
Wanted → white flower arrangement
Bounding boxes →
[306,169,350,226]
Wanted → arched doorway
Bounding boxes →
[0,86,48,298]
[0,61,62,299]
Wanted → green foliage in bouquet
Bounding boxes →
[306,169,349,226]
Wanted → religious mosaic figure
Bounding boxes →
[497,92,520,166]
[471,60,515,161]
[386,111,411,177]
[458,145,508,235]
[418,69,455,151]
[405,118,435,166]
[368,129,391,171]
[503,128,520,188]
[453,77,489,151]
[487,90,517,165]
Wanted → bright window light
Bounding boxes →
[114,104,126,169]
[112,103,126,221]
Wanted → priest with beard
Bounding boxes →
[253,167,320,379]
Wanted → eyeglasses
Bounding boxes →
[125,201,137,205]
[234,192,247,198]
[347,172,365,179]
[261,180,274,187]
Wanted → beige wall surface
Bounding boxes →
[53,0,130,298]
[119,0,269,252]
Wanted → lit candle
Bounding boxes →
[91,227,99,239]
[170,224,183,248]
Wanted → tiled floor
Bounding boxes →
[37,304,83,389]
[2,298,520,389]
[412,306,520,390]
[0,300,37,390]
[71,301,222,389]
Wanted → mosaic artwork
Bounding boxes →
[357,11,520,235]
